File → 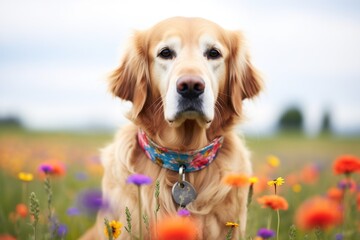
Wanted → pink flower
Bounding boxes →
[190,154,209,168]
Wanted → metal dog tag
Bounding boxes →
[172,180,197,207]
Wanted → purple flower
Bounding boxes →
[313,162,324,172]
[77,189,108,215]
[57,224,67,237]
[75,172,88,181]
[177,208,191,217]
[126,174,152,186]
[335,233,343,240]
[257,228,275,239]
[67,207,80,216]
[337,180,352,190]
[39,163,53,174]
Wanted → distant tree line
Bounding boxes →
[0,110,334,135]
[0,115,23,128]
[277,106,332,134]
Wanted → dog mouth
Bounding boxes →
[168,99,212,124]
[178,98,203,114]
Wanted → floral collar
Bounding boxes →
[137,129,224,172]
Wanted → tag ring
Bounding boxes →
[178,165,186,187]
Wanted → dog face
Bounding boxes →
[109,17,262,129]
[149,18,229,127]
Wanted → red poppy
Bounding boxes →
[257,195,289,210]
[295,196,342,230]
[155,216,199,240]
[333,155,360,175]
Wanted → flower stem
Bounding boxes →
[314,227,322,240]
[22,182,26,203]
[154,180,160,240]
[125,206,132,239]
[29,192,40,240]
[267,210,272,229]
[274,184,277,195]
[225,227,233,240]
[138,186,143,240]
[276,209,280,240]
[342,174,352,237]
[104,218,114,240]
[236,187,241,238]
[44,174,58,238]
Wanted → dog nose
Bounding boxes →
[176,76,205,99]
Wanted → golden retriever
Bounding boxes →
[81,17,262,240]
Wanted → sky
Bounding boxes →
[0,0,359,135]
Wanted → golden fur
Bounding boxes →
[81,17,262,240]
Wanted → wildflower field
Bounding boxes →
[0,127,359,239]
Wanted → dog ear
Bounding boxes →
[109,31,149,119]
[228,31,263,116]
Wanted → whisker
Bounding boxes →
[215,97,226,112]
[218,92,232,98]
[214,105,224,126]
[153,98,164,116]
[147,96,162,110]
[214,96,229,126]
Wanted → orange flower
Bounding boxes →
[253,176,268,194]
[295,196,342,230]
[300,165,319,184]
[286,173,299,186]
[257,195,288,210]
[16,203,28,218]
[357,193,360,211]
[0,234,16,240]
[333,155,360,175]
[327,187,343,203]
[223,173,249,187]
[155,216,199,240]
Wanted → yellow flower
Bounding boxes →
[249,177,259,184]
[225,222,239,228]
[267,177,285,187]
[292,184,302,193]
[104,220,122,238]
[18,172,34,182]
[267,155,280,167]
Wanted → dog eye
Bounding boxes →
[158,48,175,59]
[206,48,222,60]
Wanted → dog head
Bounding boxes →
[109,17,262,130]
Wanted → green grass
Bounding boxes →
[0,128,359,239]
